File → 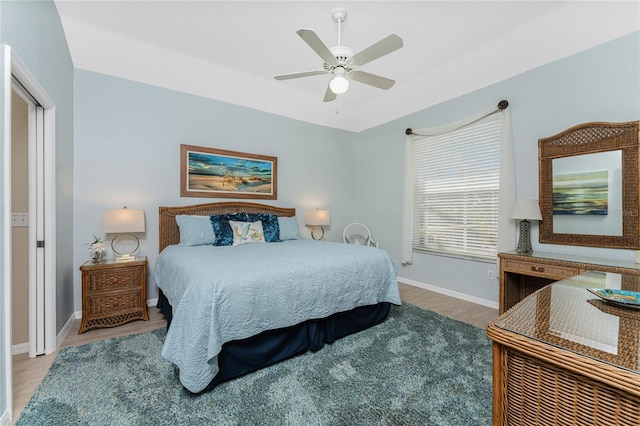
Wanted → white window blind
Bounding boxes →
[412,114,502,261]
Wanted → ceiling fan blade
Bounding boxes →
[323,84,337,102]
[350,70,395,90]
[351,34,403,67]
[274,70,328,81]
[296,29,337,65]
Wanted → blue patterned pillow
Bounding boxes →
[245,213,281,243]
[211,213,281,246]
[210,214,240,246]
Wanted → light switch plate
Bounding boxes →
[12,213,28,227]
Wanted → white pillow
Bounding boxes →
[176,215,215,246]
[229,220,266,245]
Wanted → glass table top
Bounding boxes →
[494,271,640,373]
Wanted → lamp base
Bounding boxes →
[310,226,325,240]
[516,219,533,255]
[115,254,137,263]
[111,233,140,261]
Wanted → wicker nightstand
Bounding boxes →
[79,256,149,334]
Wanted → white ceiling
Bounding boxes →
[54,1,639,132]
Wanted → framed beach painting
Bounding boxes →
[180,144,278,200]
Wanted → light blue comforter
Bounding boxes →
[153,239,401,393]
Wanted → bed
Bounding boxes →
[153,202,401,393]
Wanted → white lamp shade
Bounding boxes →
[510,199,542,221]
[103,208,146,233]
[305,209,330,226]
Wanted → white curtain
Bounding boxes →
[400,105,516,265]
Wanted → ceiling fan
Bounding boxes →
[274,8,403,102]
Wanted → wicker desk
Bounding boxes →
[498,251,640,314]
[487,272,640,426]
[79,257,148,334]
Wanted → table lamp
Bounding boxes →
[305,209,330,240]
[103,206,145,262]
[510,199,542,255]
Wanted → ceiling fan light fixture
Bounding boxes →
[274,8,403,102]
[329,68,349,95]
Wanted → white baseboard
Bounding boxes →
[14,298,161,357]
[397,276,499,310]
[11,312,75,356]
[10,342,28,356]
[56,312,76,350]
[1,408,10,426]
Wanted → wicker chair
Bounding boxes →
[343,223,378,247]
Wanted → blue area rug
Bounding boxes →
[17,303,492,425]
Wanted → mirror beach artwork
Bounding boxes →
[551,150,622,236]
[552,170,609,215]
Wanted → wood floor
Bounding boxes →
[10,283,498,424]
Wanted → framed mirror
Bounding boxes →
[538,121,640,249]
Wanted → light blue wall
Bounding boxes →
[73,70,356,309]
[355,31,640,305]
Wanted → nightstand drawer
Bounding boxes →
[503,259,579,280]
[86,267,144,292]
[87,290,142,316]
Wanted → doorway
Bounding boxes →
[8,50,56,359]
[10,89,30,355]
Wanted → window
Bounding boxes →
[411,114,502,261]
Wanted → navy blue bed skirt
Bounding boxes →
[157,290,391,393]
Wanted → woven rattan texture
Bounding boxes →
[159,202,296,252]
[504,350,640,426]
[498,252,640,313]
[554,287,635,369]
[88,291,141,315]
[499,252,640,278]
[83,311,146,329]
[539,123,635,153]
[87,267,140,292]
[79,259,148,334]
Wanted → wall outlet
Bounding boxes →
[487,270,495,280]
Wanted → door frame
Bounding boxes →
[2,44,57,423]
[2,44,13,426]
[10,48,57,357]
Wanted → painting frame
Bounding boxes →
[538,121,640,249]
[180,144,278,200]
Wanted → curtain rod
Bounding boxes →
[405,99,509,135]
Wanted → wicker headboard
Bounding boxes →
[158,202,296,252]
